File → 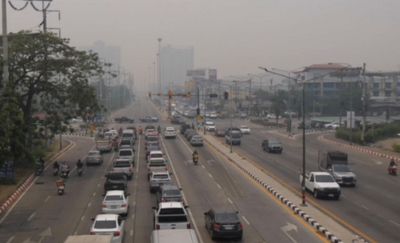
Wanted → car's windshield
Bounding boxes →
[315,175,335,183]
[105,195,123,201]
[153,174,169,180]
[114,161,130,167]
[215,213,239,223]
[88,151,99,156]
[231,132,241,138]
[164,190,181,196]
[333,164,350,172]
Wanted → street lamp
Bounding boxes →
[258,65,351,206]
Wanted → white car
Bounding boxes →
[102,190,129,216]
[164,127,177,139]
[148,150,164,162]
[90,214,125,243]
[324,122,340,129]
[239,125,251,134]
[204,121,216,131]
[149,171,172,193]
[153,202,190,230]
[118,148,134,164]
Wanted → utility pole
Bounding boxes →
[157,38,162,96]
[361,63,367,144]
[1,0,8,92]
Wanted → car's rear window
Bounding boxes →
[154,174,169,179]
[119,150,132,156]
[160,208,185,215]
[215,213,240,223]
[120,140,131,145]
[164,190,181,196]
[158,215,187,223]
[105,195,123,201]
[107,174,127,180]
[151,154,163,158]
[89,152,99,156]
[147,136,159,142]
[94,220,117,229]
[114,161,130,167]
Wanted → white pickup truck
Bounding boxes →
[299,171,341,200]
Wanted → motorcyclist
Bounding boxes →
[76,159,83,169]
[61,162,70,176]
[192,150,199,164]
[157,125,161,133]
[389,158,397,168]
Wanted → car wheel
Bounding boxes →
[313,190,319,199]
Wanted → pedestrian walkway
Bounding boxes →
[201,134,371,243]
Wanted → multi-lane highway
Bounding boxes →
[0,99,327,243]
[211,115,400,243]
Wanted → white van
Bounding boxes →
[122,129,135,141]
[151,229,199,243]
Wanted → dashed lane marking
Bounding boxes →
[216,183,222,189]
[81,216,85,221]
[242,216,250,225]
[6,236,15,243]
[208,173,213,178]
[27,212,36,222]
[227,198,233,204]
[44,196,51,203]
[389,220,400,227]
[130,229,134,237]
[88,202,92,208]
[360,204,369,210]
[201,165,205,169]
[92,192,96,197]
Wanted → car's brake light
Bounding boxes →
[156,224,160,230]
[102,204,107,208]
[239,223,243,230]
[213,223,221,231]
[121,204,127,207]
[113,231,120,236]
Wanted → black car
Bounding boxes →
[104,172,128,194]
[140,116,153,123]
[180,123,191,134]
[262,139,283,153]
[114,116,134,123]
[156,184,183,205]
[204,209,243,240]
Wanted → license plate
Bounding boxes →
[111,205,117,209]
[328,193,334,197]
[224,225,234,230]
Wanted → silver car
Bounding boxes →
[86,150,103,165]
[90,214,125,243]
[102,190,129,216]
[190,135,203,146]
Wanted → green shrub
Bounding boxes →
[336,121,400,144]
[392,143,400,153]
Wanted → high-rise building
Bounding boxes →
[160,45,194,90]
[82,41,121,68]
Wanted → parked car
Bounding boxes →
[102,190,129,216]
[204,209,243,240]
[156,184,183,205]
[262,139,283,153]
[153,202,190,230]
[149,171,172,193]
[239,125,251,134]
[86,150,103,166]
[190,135,203,146]
[164,127,177,139]
[112,158,133,179]
[104,172,128,195]
[90,214,125,243]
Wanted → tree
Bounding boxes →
[270,90,288,123]
[0,31,109,164]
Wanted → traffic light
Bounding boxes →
[224,91,229,100]
[209,94,218,98]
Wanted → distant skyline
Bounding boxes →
[4,0,400,90]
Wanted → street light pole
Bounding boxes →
[1,0,9,92]
[157,38,162,96]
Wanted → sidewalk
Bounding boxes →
[201,134,372,243]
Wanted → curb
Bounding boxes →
[319,135,400,163]
[0,141,74,216]
[204,138,346,243]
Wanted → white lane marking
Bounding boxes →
[130,229,133,237]
[136,136,141,174]
[92,192,96,197]
[227,198,233,204]
[389,220,400,227]
[44,196,51,203]
[27,212,36,222]
[216,183,222,189]
[201,165,205,169]
[242,216,250,225]
[131,214,135,220]
[97,183,100,187]
[81,216,85,221]
[6,236,15,243]
[74,230,78,235]
[374,160,383,165]
[360,204,369,210]
[208,173,213,178]
[160,138,204,243]
[88,202,92,208]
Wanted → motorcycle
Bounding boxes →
[53,167,59,176]
[35,165,44,176]
[56,180,65,195]
[60,169,69,179]
[77,167,83,176]
[193,156,199,166]
[388,165,397,176]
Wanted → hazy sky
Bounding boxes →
[4,0,400,84]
